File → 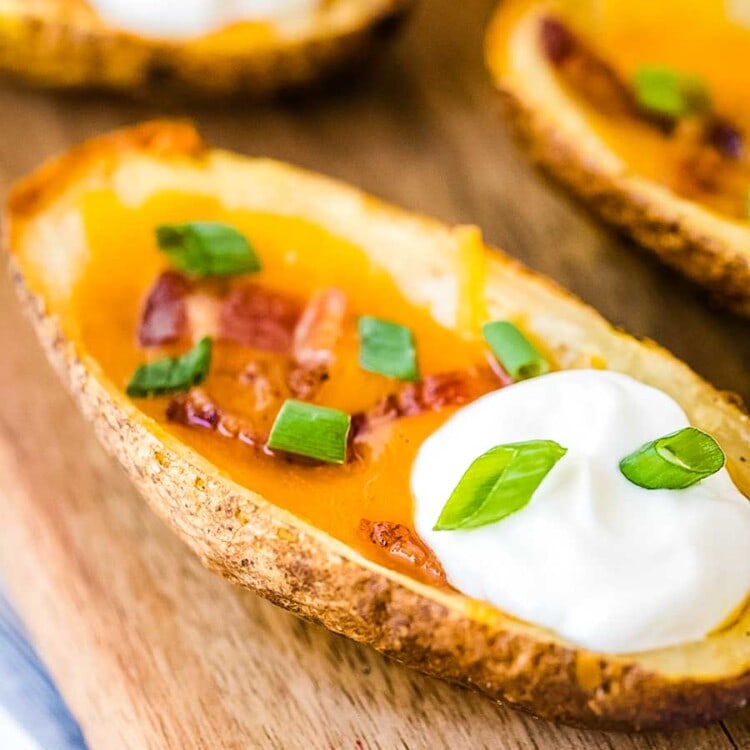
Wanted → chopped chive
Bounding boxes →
[619,427,725,490]
[156,222,261,277]
[482,321,549,380]
[434,440,567,531]
[358,316,419,381]
[633,66,710,119]
[267,400,351,464]
[127,337,212,397]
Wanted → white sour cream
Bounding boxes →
[412,370,750,654]
[88,0,319,38]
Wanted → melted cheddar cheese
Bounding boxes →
[72,189,497,573]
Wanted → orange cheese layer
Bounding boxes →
[72,189,491,567]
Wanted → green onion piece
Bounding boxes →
[745,188,750,220]
[127,337,213,397]
[156,222,261,277]
[358,316,419,381]
[434,440,567,531]
[482,321,549,380]
[619,427,725,490]
[267,400,351,464]
[633,66,710,119]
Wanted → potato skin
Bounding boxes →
[0,0,410,97]
[485,3,750,317]
[6,121,750,730]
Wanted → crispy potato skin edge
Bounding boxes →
[0,1,410,97]
[485,10,750,317]
[5,121,750,730]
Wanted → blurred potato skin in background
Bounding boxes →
[0,0,411,97]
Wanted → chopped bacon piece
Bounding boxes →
[540,16,575,65]
[166,387,220,429]
[351,368,505,442]
[138,276,300,354]
[287,364,330,400]
[238,361,286,412]
[220,284,301,353]
[166,388,258,446]
[138,271,191,346]
[672,118,743,194]
[539,16,635,118]
[706,118,744,160]
[397,370,500,416]
[292,287,347,368]
[360,520,446,584]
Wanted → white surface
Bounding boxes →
[412,370,750,654]
[0,586,87,749]
[0,704,45,750]
[89,0,318,37]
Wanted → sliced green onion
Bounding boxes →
[745,188,750,220]
[434,440,567,531]
[482,321,549,380]
[358,316,419,381]
[633,66,710,119]
[127,337,212,397]
[267,400,351,464]
[619,427,725,490]
[156,222,261,277]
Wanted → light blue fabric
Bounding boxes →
[0,587,87,750]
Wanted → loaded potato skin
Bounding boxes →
[6,121,750,730]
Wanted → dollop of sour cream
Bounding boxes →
[88,0,318,38]
[412,370,750,654]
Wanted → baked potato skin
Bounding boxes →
[6,121,750,730]
[485,5,750,317]
[0,0,410,97]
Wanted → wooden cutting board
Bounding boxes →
[1,0,749,746]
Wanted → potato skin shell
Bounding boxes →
[5,121,750,730]
[485,7,750,317]
[0,1,410,97]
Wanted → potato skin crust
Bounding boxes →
[485,4,750,317]
[0,0,410,97]
[6,121,750,730]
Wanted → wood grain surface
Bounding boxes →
[0,0,748,747]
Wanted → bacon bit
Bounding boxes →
[220,284,301,353]
[238,361,285,412]
[238,358,329,403]
[360,520,446,584]
[540,16,575,65]
[704,118,743,160]
[351,368,504,443]
[539,15,635,118]
[166,388,258,446]
[287,364,330,400]
[672,118,739,194]
[166,387,219,429]
[398,370,500,416]
[292,287,347,369]
[139,275,301,353]
[166,387,318,465]
[138,271,191,346]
